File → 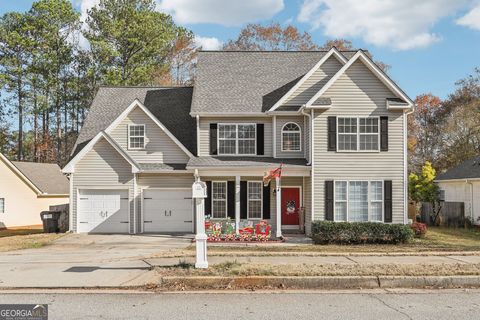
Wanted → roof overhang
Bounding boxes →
[193,166,311,177]
[305,50,414,110]
[268,47,347,112]
[434,178,480,183]
[0,153,43,195]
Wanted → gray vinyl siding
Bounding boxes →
[109,106,190,163]
[275,116,306,158]
[198,117,273,157]
[284,55,343,106]
[136,173,195,233]
[304,115,310,162]
[72,137,134,233]
[312,60,406,224]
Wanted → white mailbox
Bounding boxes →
[192,181,207,198]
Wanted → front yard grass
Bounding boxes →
[153,227,480,259]
[156,261,480,277]
[0,228,64,252]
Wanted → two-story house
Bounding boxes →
[62,48,413,236]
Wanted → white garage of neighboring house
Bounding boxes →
[0,153,69,229]
[436,156,480,225]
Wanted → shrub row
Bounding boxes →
[311,221,414,245]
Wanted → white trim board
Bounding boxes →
[305,50,414,109]
[268,47,348,112]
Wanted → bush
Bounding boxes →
[311,221,414,245]
[410,222,427,237]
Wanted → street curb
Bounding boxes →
[156,275,480,290]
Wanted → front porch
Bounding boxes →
[194,165,311,239]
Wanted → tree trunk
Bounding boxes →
[17,77,23,161]
[33,82,38,162]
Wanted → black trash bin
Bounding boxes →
[40,211,60,233]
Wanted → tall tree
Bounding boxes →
[0,12,32,160]
[29,0,80,162]
[223,23,319,51]
[438,68,480,170]
[84,0,190,86]
[408,94,445,172]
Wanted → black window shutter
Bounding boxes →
[210,123,218,155]
[227,181,235,219]
[327,116,337,151]
[380,117,388,151]
[325,180,334,221]
[205,181,212,216]
[240,181,247,219]
[257,124,264,155]
[263,183,271,219]
[384,180,393,223]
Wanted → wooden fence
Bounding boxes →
[421,202,465,227]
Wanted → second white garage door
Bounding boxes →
[142,189,193,233]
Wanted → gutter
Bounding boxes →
[300,106,312,165]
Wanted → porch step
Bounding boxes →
[281,229,304,234]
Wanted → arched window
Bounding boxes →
[281,122,301,152]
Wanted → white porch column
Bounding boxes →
[235,175,241,234]
[276,176,282,238]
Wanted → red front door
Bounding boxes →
[281,188,300,225]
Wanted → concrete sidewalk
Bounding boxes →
[145,253,480,267]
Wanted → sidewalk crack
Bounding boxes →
[345,256,358,264]
[370,294,413,320]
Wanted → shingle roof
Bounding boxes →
[72,86,195,158]
[191,51,357,114]
[187,157,308,168]
[436,156,480,180]
[11,161,69,194]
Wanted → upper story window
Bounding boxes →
[218,124,256,155]
[0,198,4,213]
[281,122,301,152]
[337,117,379,151]
[128,124,146,150]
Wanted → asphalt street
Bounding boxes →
[0,289,479,320]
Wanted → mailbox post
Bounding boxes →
[192,180,208,268]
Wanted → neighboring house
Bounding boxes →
[436,156,480,225]
[63,48,413,235]
[0,153,69,228]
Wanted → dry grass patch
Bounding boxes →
[156,260,480,277]
[0,229,64,252]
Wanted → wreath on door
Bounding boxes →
[286,200,296,215]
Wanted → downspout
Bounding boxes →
[196,115,200,156]
[466,180,475,224]
[300,106,312,165]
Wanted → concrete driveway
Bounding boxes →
[0,233,192,288]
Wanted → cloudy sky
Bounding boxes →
[2,0,480,99]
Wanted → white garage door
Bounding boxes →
[78,189,129,233]
[143,189,193,233]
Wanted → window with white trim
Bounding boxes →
[337,117,379,151]
[282,122,301,151]
[247,181,262,219]
[334,181,383,222]
[334,181,347,221]
[218,124,256,155]
[0,198,4,213]
[128,124,145,149]
[211,181,227,218]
